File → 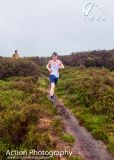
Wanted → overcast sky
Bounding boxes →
[0,0,114,57]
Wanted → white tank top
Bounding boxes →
[50,60,60,78]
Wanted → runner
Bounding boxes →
[46,52,64,101]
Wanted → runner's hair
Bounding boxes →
[52,52,58,56]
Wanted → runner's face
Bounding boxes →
[52,55,58,61]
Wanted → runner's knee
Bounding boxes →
[51,83,55,88]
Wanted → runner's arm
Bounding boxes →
[46,61,52,72]
[59,61,64,69]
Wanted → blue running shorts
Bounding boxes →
[49,75,58,85]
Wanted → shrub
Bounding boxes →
[0,57,39,79]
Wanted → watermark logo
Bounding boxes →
[83,2,108,22]
[6,149,72,159]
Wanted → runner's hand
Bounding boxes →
[59,63,64,69]
[59,66,64,69]
[48,69,52,73]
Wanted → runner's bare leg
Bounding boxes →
[50,82,55,97]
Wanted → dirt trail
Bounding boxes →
[51,95,114,160]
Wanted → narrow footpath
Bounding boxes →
[51,95,114,160]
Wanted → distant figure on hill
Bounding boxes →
[46,52,64,101]
[12,50,20,59]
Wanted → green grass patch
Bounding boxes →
[60,133,75,144]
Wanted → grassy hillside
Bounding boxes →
[0,75,78,160]
[56,67,114,155]
[1,56,114,159]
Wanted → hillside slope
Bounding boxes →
[0,76,80,160]
[56,67,114,157]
